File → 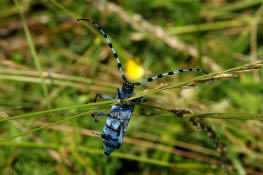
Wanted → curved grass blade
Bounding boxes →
[0,141,58,149]
[126,60,263,101]
[0,111,92,143]
[0,101,117,123]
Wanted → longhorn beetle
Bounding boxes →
[77,19,208,155]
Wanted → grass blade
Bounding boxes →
[183,113,263,121]
[0,111,92,143]
[13,0,50,108]
[0,101,114,122]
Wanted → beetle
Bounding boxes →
[77,19,208,155]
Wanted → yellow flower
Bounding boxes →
[126,59,144,80]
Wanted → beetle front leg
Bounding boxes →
[91,112,111,122]
[94,94,114,102]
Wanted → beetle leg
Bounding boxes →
[94,94,114,102]
[91,112,111,122]
[117,88,122,99]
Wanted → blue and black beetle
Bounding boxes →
[77,19,207,155]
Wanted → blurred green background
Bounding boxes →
[0,0,263,175]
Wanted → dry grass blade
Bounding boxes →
[183,113,263,120]
[127,60,263,101]
[32,121,220,165]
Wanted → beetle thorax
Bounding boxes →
[119,81,135,99]
[122,81,134,93]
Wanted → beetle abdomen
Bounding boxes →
[102,117,124,155]
[102,105,134,155]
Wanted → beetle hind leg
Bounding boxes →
[91,112,111,122]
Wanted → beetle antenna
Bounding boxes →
[77,19,127,81]
[134,68,208,85]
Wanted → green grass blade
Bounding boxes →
[0,101,115,123]
[13,0,50,108]
[228,147,246,175]
[0,111,92,143]
[206,0,263,18]
[0,141,58,149]
[168,18,247,34]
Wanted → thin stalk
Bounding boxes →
[206,0,263,18]
[0,74,88,89]
[0,68,93,84]
[127,60,263,101]
[13,0,50,108]
[0,111,92,143]
[51,0,132,63]
[0,6,23,19]
[227,147,246,175]
[168,17,262,35]
[0,141,58,149]
[0,74,112,92]
[184,113,263,120]
[0,103,113,123]
[0,68,120,88]
[50,0,78,18]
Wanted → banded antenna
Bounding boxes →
[134,68,208,85]
[77,19,127,81]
